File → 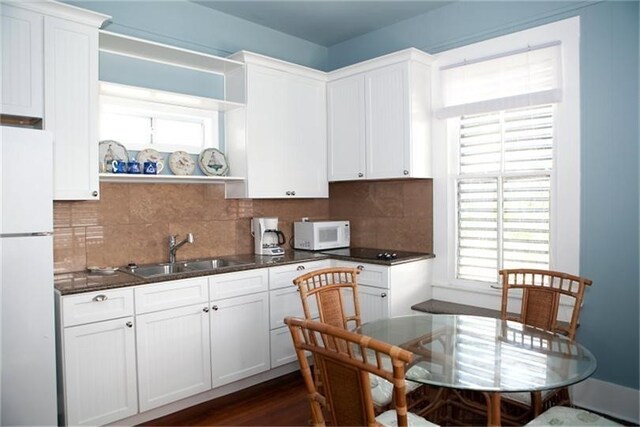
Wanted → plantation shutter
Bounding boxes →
[457,105,553,283]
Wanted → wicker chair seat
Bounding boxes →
[370,365,431,407]
[525,406,621,426]
[376,410,438,426]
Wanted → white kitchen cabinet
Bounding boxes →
[225,51,328,198]
[209,269,270,386]
[0,2,108,199]
[136,303,212,412]
[327,48,433,181]
[44,16,102,200]
[209,292,270,387]
[56,289,138,426]
[267,259,328,368]
[332,258,432,323]
[1,5,43,118]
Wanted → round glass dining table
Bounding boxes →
[356,314,597,426]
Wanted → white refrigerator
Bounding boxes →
[0,127,57,425]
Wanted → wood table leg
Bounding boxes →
[482,392,501,426]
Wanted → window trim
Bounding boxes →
[431,17,581,296]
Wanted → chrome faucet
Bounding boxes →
[169,233,194,263]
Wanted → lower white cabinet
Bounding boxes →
[210,292,270,387]
[267,260,329,368]
[57,289,138,426]
[332,258,432,324]
[136,303,212,412]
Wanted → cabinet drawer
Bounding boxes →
[268,260,330,290]
[135,277,209,314]
[331,260,389,289]
[209,269,268,300]
[62,288,134,327]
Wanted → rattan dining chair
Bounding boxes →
[285,316,438,427]
[292,267,430,410]
[499,268,593,421]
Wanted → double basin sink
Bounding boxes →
[125,258,249,279]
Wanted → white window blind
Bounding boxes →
[456,105,553,283]
[437,43,562,119]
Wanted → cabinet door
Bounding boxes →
[357,285,390,324]
[327,74,366,181]
[286,73,327,197]
[245,65,291,198]
[63,317,138,426]
[210,292,270,387]
[136,304,212,412]
[44,16,99,200]
[365,62,410,179]
[1,5,43,118]
[270,326,298,368]
[269,286,318,329]
[244,64,327,198]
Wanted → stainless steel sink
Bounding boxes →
[125,258,248,279]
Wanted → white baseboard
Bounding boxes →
[571,377,640,424]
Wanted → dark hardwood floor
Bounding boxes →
[141,372,311,426]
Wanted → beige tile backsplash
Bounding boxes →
[53,180,432,273]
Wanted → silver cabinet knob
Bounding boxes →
[403,170,409,175]
[357,265,364,271]
[92,190,98,197]
[285,191,291,196]
[126,321,133,328]
[296,265,305,271]
[212,305,219,311]
[203,307,210,313]
[358,172,364,178]
[381,292,387,298]
[291,191,296,196]
[92,294,108,302]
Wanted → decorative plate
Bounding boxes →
[136,148,165,173]
[198,148,229,176]
[99,140,129,172]
[168,151,196,175]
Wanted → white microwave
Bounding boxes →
[293,220,350,251]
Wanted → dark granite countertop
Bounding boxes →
[54,249,434,296]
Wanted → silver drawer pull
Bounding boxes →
[296,265,305,271]
[357,265,364,271]
[92,294,108,302]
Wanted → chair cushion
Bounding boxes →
[525,406,622,426]
[369,365,431,407]
[375,409,439,426]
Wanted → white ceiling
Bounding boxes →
[193,1,453,47]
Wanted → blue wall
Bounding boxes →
[327,0,639,390]
[72,0,639,390]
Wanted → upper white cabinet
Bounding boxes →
[1,1,109,200]
[327,48,433,181]
[45,15,102,200]
[225,51,328,199]
[1,5,43,118]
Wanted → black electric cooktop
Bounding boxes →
[319,247,433,263]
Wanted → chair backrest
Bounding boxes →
[293,267,361,330]
[499,269,592,339]
[285,316,413,427]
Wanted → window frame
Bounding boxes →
[99,83,220,155]
[431,17,581,296]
